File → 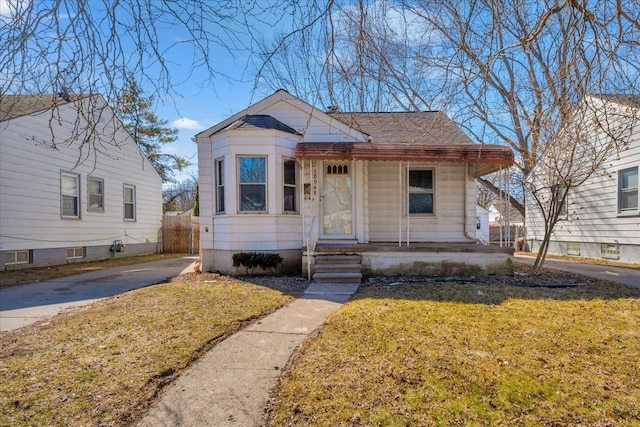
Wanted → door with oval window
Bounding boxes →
[322,162,353,236]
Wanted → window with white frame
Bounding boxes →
[618,166,638,213]
[4,250,31,265]
[61,171,80,218]
[88,177,104,211]
[123,184,136,220]
[215,158,225,213]
[66,247,85,259]
[238,156,267,212]
[284,159,297,213]
[408,169,434,214]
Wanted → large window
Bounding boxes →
[215,158,225,213]
[284,159,297,213]
[123,184,136,221]
[408,169,434,214]
[238,156,266,212]
[619,167,638,213]
[88,177,104,211]
[61,171,80,218]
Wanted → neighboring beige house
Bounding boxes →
[0,94,162,270]
[195,90,514,279]
[525,95,640,264]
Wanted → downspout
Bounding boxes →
[398,161,402,247]
[464,162,479,242]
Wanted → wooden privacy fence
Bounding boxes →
[161,214,200,254]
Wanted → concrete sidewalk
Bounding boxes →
[0,256,196,332]
[515,254,640,288]
[135,282,359,427]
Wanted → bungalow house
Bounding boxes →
[195,90,514,279]
[0,94,162,270]
[525,95,639,263]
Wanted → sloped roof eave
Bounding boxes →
[295,142,514,164]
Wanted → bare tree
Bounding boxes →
[259,0,640,271]
[0,0,331,158]
[163,175,198,212]
[527,96,638,271]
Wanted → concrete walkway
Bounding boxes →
[135,282,359,427]
[515,254,640,288]
[0,256,196,332]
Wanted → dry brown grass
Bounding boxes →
[0,273,304,426]
[269,270,640,426]
[0,253,187,290]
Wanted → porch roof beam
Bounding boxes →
[295,142,513,178]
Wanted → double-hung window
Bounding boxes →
[284,159,297,213]
[619,166,638,213]
[238,156,267,212]
[408,169,434,214]
[215,158,225,213]
[88,177,104,211]
[123,184,136,221]
[61,171,80,218]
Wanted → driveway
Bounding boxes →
[515,254,640,288]
[0,256,196,332]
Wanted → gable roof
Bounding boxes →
[593,94,640,108]
[223,114,300,135]
[329,111,474,145]
[0,94,87,122]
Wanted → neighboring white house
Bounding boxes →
[195,90,514,278]
[525,95,640,264]
[0,94,163,270]
[476,205,490,243]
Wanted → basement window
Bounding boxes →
[4,250,32,265]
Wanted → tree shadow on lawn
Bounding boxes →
[355,265,640,305]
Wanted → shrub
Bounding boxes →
[232,252,283,274]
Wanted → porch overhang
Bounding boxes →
[295,142,514,177]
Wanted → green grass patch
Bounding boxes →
[0,273,301,426]
[269,279,640,426]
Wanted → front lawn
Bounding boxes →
[269,275,640,426]
[0,273,304,426]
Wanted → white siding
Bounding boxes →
[0,97,162,252]
[526,104,640,248]
[368,161,475,242]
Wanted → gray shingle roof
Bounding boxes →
[0,94,85,122]
[329,111,474,145]
[223,114,300,135]
[593,94,640,108]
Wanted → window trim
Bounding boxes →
[123,184,136,221]
[87,176,105,212]
[61,171,81,219]
[215,157,225,214]
[618,166,638,215]
[4,250,32,265]
[283,158,298,213]
[66,247,85,260]
[237,155,267,213]
[407,168,435,216]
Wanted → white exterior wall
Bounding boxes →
[367,161,476,243]
[0,97,162,267]
[525,102,640,263]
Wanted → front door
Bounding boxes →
[322,162,353,236]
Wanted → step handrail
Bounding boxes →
[305,216,317,280]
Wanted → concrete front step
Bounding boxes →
[315,254,362,264]
[313,272,363,283]
[314,263,362,273]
